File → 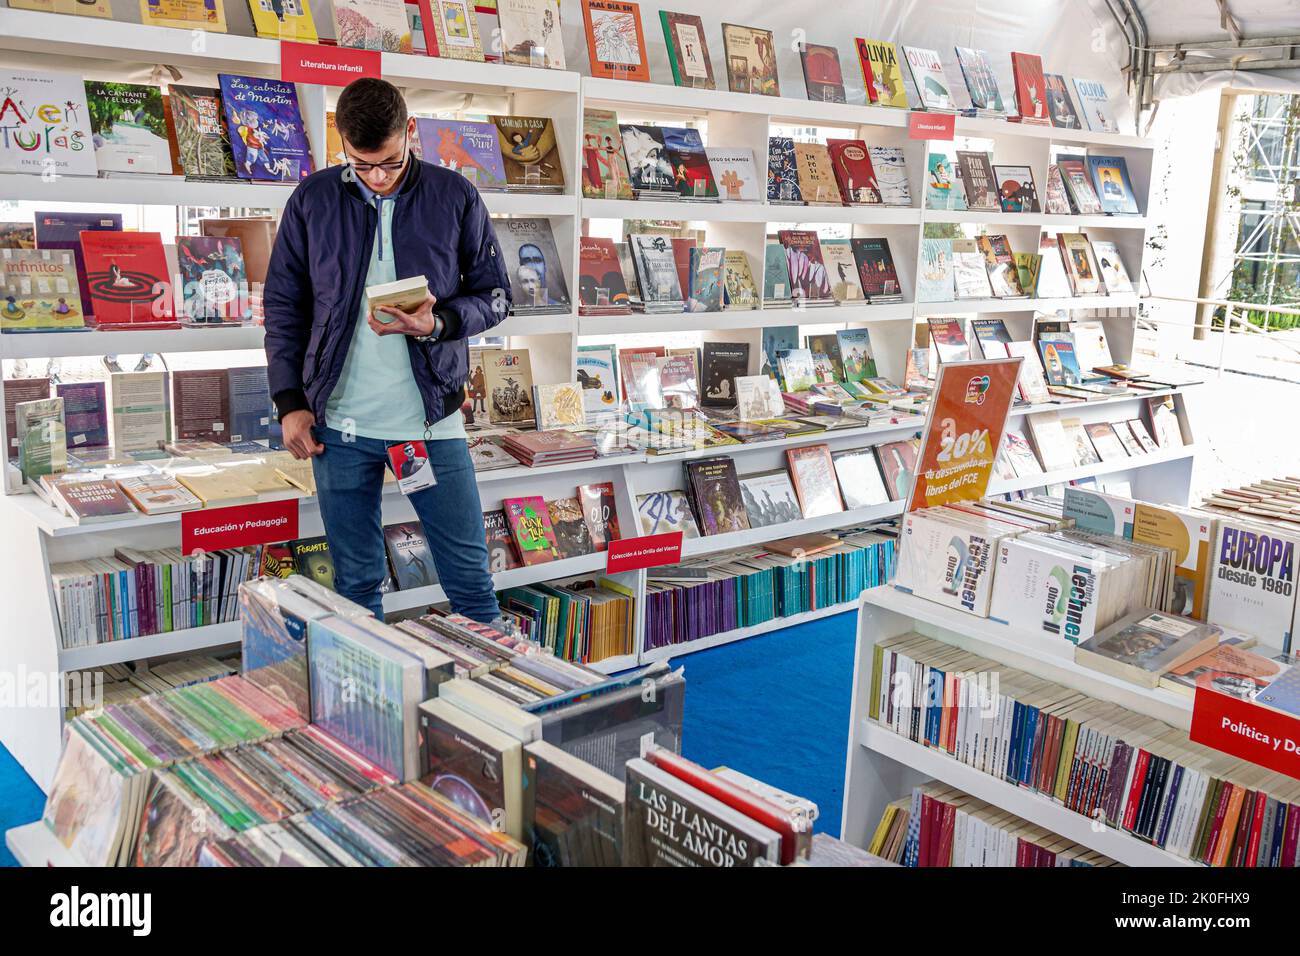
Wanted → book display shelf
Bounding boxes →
[0,7,1188,799]
[841,586,1201,867]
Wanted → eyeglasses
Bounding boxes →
[347,141,409,174]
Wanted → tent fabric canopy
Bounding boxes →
[1081,0,1300,104]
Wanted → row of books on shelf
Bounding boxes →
[643,523,898,653]
[636,439,920,540]
[870,784,1121,867]
[603,230,906,315]
[10,0,1122,133]
[917,232,1132,303]
[1,210,572,331]
[869,631,1300,867]
[1,214,277,330]
[902,483,1300,665]
[64,654,239,719]
[925,147,1139,217]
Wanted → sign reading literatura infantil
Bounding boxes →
[280,40,381,86]
[905,356,1022,514]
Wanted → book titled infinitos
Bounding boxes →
[502,495,560,565]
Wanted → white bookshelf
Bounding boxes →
[0,8,1184,795]
[5,821,80,868]
[840,585,1202,867]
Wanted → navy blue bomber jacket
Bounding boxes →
[262,157,512,428]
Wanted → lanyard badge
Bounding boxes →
[386,439,438,495]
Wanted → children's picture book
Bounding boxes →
[415,118,507,191]
[0,249,87,331]
[176,236,250,325]
[660,10,715,88]
[333,0,413,52]
[218,74,313,182]
[0,70,97,177]
[582,0,650,82]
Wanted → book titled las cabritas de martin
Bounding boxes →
[218,74,313,182]
[79,231,176,327]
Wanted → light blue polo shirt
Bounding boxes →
[325,174,466,442]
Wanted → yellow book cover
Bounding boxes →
[1054,719,1080,802]
[215,460,300,497]
[325,111,345,167]
[10,0,112,16]
[176,471,258,506]
[1132,502,1213,619]
[1211,784,1245,867]
[793,142,842,205]
[857,38,909,108]
[868,643,883,722]
[246,0,318,40]
[867,804,896,856]
[139,0,229,31]
[274,459,317,495]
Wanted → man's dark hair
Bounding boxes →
[335,78,408,152]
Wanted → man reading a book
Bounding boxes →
[264,77,511,623]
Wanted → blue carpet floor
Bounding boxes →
[0,609,857,865]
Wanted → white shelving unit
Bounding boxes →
[0,9,1183,797]
[839,585,1202,868]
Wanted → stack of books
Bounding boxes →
[500,430,598,467]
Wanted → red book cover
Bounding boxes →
[825,138,880,204]
[935,801,957,866]
[79,231,177,327]
[670,237,696,298]
[483,509,523,571]
[1121,749,1150,832]
[414,0,439,55]
[918,792,936,867]
[1245,790,1268,867]
[1040,844,1057,867]
[578,481,620,550]
[1016,838,1030,867]
[645,747,809,865]
[503,430,596,457]
[1010,52,1048,122]
[946,677,960,754]
[577,236,631,313]
[617,345,665,398]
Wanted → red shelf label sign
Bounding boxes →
[181,499,299,556]
[908,111,956,140]
[281,40,381,86]
[1191,686,1300,781]
[606,532,684,574]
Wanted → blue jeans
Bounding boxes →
[311,427,499,622]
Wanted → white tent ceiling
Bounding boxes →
[1081,0,1300,107]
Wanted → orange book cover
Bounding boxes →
[581,0,650,82]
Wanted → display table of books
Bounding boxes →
[6,574,895,868]
[842,486,1300,868]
